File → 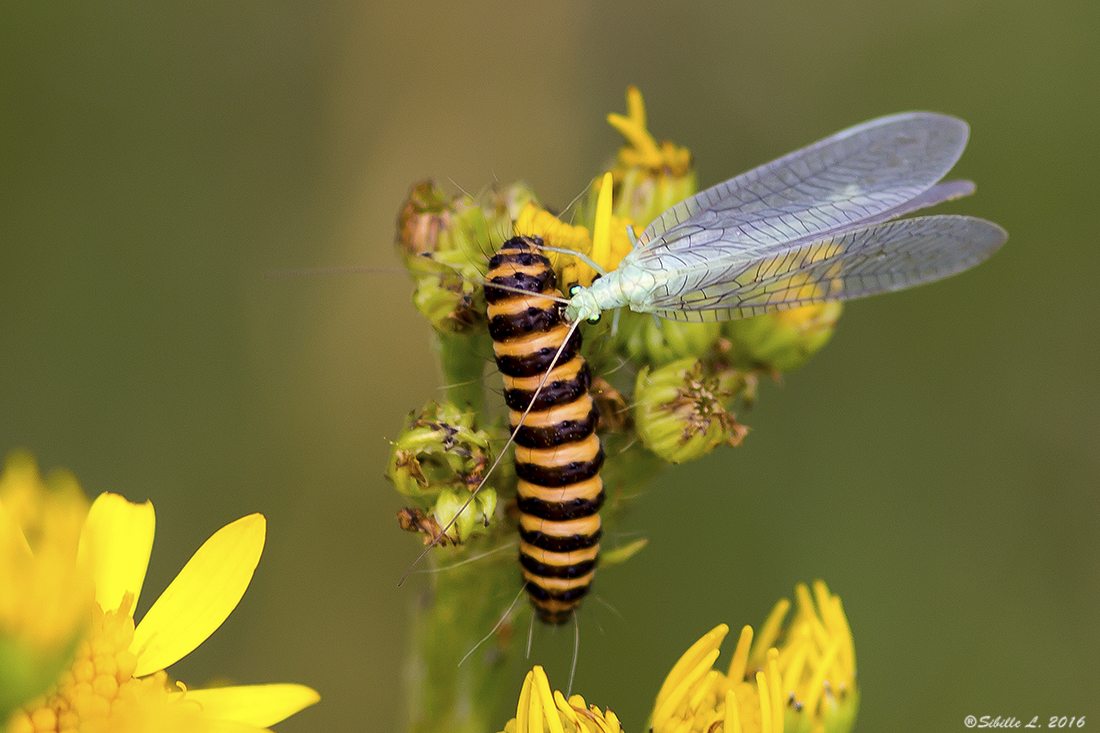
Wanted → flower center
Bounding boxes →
[6,596,173,733]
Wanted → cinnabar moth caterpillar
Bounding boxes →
[484,235,604,624]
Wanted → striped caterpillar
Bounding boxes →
[484,236,604,624]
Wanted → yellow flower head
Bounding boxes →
[7,490,319,733]
[0,452,93,718]
[514,173,634,290]
[605,87,696,230]
[652,581,858,733]
[514,200,594,288]
[512,87,696,288]
[606,86,691,178]
[498,666,622,733]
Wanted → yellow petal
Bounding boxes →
[516,669,534,733]
[652,646,722,728]
[79,493,156,612]
[531,666,564,733]
[625,86,646,127]
[749,598,790,669]
[0,495,34,558]
[177,721,261,733]
[727,624,753,678]
[606,114,661,164]
[186,684,320,727]
[654,624,728,715]
[526,668,545,733]
[755,670,772,733]
[553,690,582,729]
[132,513,265,676]
[766,650,783,733]
[591,172,613,272]
[724,688,741,733]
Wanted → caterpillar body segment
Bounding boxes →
[485,235,604,624]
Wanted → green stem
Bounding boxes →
[404,547,519,733]
[404,328,522,732]
[436,330,491,414]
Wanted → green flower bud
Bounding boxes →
[409,273,479,332]
[434,486,498,543]
[395,181,541,333]
[491,181,540,222]
[387,402,492,495]
[395,182,478,333]
[619,311,722,368]
[723,301,843,373]
[633,358,749,464]
[387,401,501,542]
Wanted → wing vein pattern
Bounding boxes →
[636,112,971,257]
[650,215,1006,322]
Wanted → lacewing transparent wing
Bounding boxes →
[650,214,1004,321]
[584,112,1006,323]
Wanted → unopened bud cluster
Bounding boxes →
[387,401,500,544]
[396,181,537,334]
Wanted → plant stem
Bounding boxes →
[436,330,490,414]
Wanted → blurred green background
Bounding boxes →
[2,1,1097,731]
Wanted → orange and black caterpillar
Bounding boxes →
[484,235,604,624]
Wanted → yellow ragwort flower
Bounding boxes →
[6,491,319,733]
[606,86,691,177]
[604,87,696,230]
[498,666,622,733]
[514,200,594,287]
[0,452,94,719]
[514,172,634,290]
[651,581,858,733]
